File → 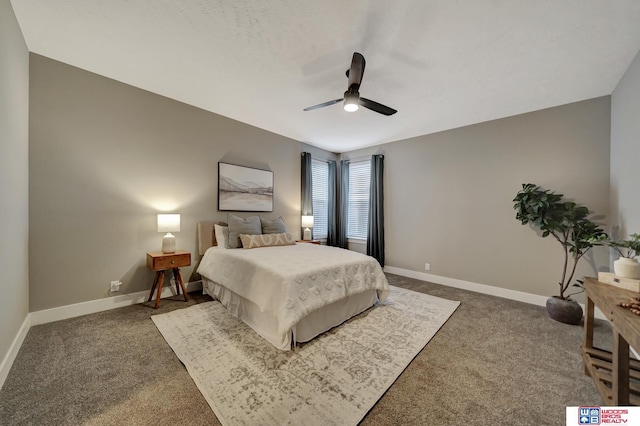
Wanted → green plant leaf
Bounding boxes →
[512,183,607,299]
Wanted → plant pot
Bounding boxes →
[546,296,583,325]
[613,257,640,279]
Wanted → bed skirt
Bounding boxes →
[202,278,377,350]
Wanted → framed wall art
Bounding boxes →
[218,162,274,212]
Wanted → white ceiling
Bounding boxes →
[10,0,640,153]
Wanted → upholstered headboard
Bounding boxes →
[197,221,227,255]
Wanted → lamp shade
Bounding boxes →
[301,215,314,228]
[157,214,180,233]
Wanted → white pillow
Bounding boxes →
[214,224,230,249]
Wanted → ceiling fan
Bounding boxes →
[303,52,397,116]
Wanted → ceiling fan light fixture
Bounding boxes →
[343,92,359,112]
[344,102,359,112]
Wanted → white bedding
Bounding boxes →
[197,243,390,339]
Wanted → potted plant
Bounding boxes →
[608,233,640,279]
[513,183,607,325]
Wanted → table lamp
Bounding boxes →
[157,213,180,253]
[301,215,314,240]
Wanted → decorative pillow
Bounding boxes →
[260,216,287,234]
[227,214,262,248]
[240,232,296,249]
[214,224,230,249]
[210,221,227,246]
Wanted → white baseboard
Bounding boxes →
[383,266,608,321]
[0,313,31,391]
[30,280,203,326]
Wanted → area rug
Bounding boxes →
[151,285,460,426]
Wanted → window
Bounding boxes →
[347,160,370,240]
[311,159,329,239]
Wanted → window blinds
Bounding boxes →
[311,159,329,239]
[347,160,371,240]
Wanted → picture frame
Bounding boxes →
[218,162,274,212]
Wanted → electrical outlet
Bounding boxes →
[424,263,431,271]
[110,280,122,292]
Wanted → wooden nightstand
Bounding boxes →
[146,250,191,309]
[296,240,321,245]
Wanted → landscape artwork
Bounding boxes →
[218,163,274,212]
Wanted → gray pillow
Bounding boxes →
[227,214,261,248]
[260,216,287,234]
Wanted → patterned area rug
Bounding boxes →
[152,285,460,426]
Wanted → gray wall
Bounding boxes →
[343,97,611,299]
[611,49,640,240]
[0,0,29,367]
[29,54,302,312]
[21,46,623,312]
[300,142,338,163]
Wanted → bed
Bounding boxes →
[196,221,390,350]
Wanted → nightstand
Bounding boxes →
[146,250,191,309]
[296,240,321,245]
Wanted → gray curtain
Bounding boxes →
[336,159,350,249]
[367,154,384,266]
[326,160,338,246]
[301,152,313,238]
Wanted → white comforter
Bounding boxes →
[197,243,389,335]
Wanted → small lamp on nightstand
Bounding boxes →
[157,213,180,253]
[301,215,314,240]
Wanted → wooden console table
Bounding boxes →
[582,277,640,405]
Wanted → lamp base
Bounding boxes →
[303,228,311,241]
[162,233,176,253]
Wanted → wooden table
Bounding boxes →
[582,277,640,405]
[146,250,191,309]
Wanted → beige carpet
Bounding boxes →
[1,273,605,425]
[151,285,460,426]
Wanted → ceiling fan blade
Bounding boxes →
[359,97,397,116]
[303,98,344,111]
[347,52,366,90]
